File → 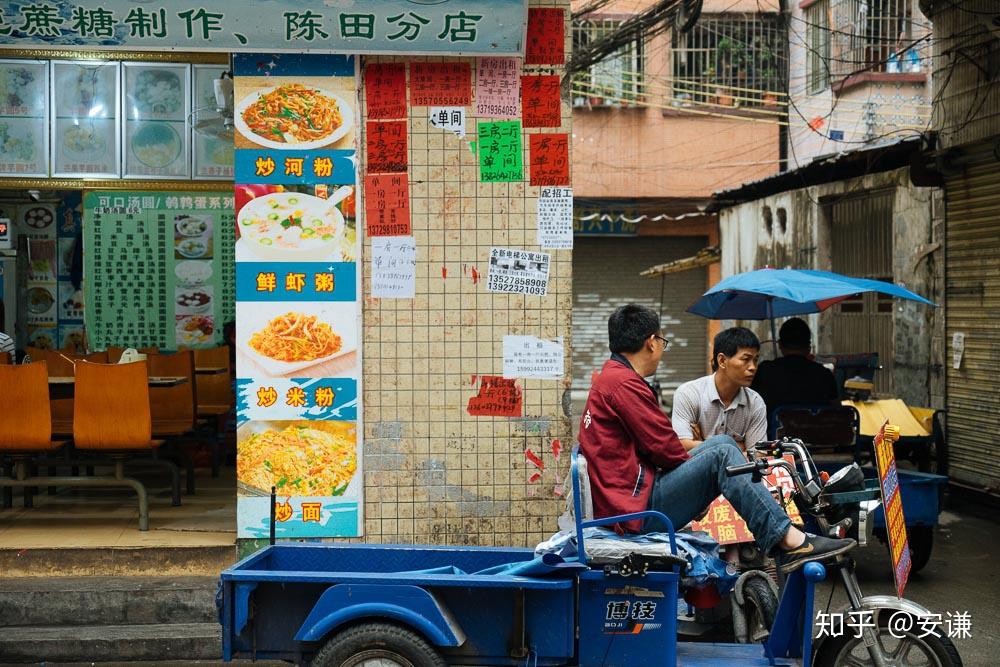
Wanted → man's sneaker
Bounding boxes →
[779,533,856,573]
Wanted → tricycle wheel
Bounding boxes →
[908,526,934,573]
[736,577,777,643]
[814,609,963,667]
[312,622,446,667]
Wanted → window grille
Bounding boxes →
[571,18,644,106]
[806,2,832,93]
[670,14,786,108]
[829,0,928,79]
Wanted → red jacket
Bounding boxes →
[579,357,689,532]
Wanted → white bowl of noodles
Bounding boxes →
[234,83,354,150]
[238,192,344,261]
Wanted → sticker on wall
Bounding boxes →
[503,335,564,379]
[371,236,417,299]
[475,57,521,119]
[478,120,523,182]
[487,247,549,296]
[428,107,466,138]
[537,187,573,249]
[467,375,522,417]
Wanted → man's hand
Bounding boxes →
[690,422,704,441]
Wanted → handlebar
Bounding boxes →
[725,461,763,477]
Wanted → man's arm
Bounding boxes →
[744,390,769,447]
[610,377,689,469]
[670,383,703,451]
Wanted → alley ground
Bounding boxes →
[812,493,999,666]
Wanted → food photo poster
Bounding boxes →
[233,54,362,539]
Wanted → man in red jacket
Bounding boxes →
[578,304,855,573]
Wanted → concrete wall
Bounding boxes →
[719,167,945,407]
[927,0,1000,151]
[571,0,782,199]
[786,1,932,168]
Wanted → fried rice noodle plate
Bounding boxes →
[242,83,343,144]
[249,312,342,362]
[239,422,357,496]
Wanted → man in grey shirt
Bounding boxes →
[672,327,767,451]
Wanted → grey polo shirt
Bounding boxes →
[671,374,768,446]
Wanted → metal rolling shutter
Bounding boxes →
[572,236,708,395]
[946,156,1000,492]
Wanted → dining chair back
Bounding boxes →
[73,360,155,450]
[0,361,54,451]
[147,351,196,436]
[193,345,233,417]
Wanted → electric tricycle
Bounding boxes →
[219,438,962,666]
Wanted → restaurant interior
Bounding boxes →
[0,52,241,558]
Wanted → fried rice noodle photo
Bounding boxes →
[248,312,343,362]
[242,83,343,144]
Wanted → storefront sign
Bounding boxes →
[234,53,362,540]
[0,1,527,55]
[83,190,235,349]
[873,421,911,597]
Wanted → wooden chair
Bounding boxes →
[72,360,167,530]
[106,346,125,363]
[0,362,64,509]
[147,351,198,494]
[45,351,109,436]
[193,345,233,477]
[148,351,197,436]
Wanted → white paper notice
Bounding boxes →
[537,187,573,249]
[952,332,965,370]
[488,247,550,296]
[428,107,466,138]
[503,335,564,379]
[372,236,416,299]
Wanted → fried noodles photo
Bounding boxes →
[238,422,357,496]
[241,83,343,144]
[248,312,343,362]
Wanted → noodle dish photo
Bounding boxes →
[234,83,354,150]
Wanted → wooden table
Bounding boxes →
[49,375,188,399]
[195,366,228,375]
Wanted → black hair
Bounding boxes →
[712,326,760,371]
[608,304,660,354]
[778,317,811,350]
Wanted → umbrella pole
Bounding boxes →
[768,299,778,357]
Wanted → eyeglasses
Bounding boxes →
[653,335,671,350]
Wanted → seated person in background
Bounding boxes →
[578,304,855,573]
[671,327,768,452]
[751,317,839,419]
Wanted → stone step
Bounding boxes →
[0,545,235,577]
[0,576,218,628]
[0,623,221,663]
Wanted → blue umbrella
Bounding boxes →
[687,268,935,351]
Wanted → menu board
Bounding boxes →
[233,53,362,540]
[83,191,235,350]
[123,63,191,179]
[52,61,120,178]
[0,60,48,177]
[192,65,235,180]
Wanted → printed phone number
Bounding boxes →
[488,278,547,295]
[477,104,520,116]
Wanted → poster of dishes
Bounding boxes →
[233,56,357,152]
[193,65,234,180]
[124,63,191,179]
[0,60,48,177]
[234,53,361,539]
[83,191,235,350]
[26,239,57,326]
[52,61,120,178]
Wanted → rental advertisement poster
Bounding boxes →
[233,54,362,539]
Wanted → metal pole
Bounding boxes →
[269,486,276,546]
[768,298,778,357]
